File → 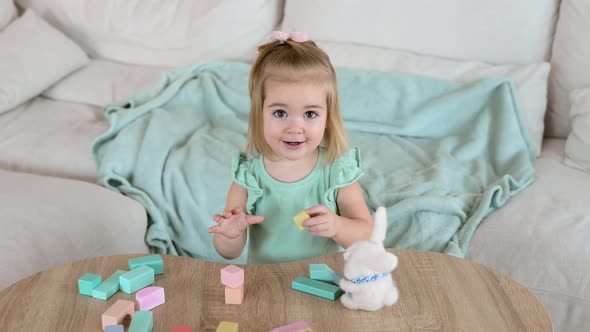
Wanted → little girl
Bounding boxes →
[208,31,373,263]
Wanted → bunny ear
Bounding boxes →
[370,206,387,244]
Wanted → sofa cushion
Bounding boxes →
[547,0,590,137]
[565,88,590,172]
[320,42,550,156]
[282,0,558,64]
[0,169,149,290]
[467,138,590,332]
[0,0,17,30]
[15,0,283,66]
[0,97,107,182]
[0,8,89,113]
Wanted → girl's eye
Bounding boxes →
[273,110,287,118]
[304,111,318,119]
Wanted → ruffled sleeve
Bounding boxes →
[324,147,364,207]
[232,152,263,214]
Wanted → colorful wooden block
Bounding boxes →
[216,321,238,332]
[292,211,310,231]
[78,273,101,296]
[271,320,312,332]
[220,264,244,288]
[171,327,192,332]
[104,325,124,332]
[291,276,343,300]
[309,264,339,285]
[101,299,135,329]
[92,270,126,300]
[224,284,244,305]
[128,310,153,332]
[136,286,165,311]
[119,265,155,294]
[129,254,164,275]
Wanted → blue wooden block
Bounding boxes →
[309,264,339,284]
[129,255,164,275]
[92,270,126,300]
[78,273,101,296]
[128,311,153,332]
[105,325,124,332]
[119,265,155,294]
[292,276,343,300]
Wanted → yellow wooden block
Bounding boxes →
[216,321,238,332]
[293,211,310,231]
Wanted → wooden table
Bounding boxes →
[0,249,552,331]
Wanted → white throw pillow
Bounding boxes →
[282,0,558,65]
[547,0,590,137]
[0,9,89,113]
[319,42,550,156]
[43,60,168,107]
[0,0,17,30]
[564,88,590,172]
[15,0,282,66]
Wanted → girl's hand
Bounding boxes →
[208,207,264,239]
[304,205,342,238]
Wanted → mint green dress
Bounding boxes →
[233,147,363,264]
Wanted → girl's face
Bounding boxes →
[262,79,327,162]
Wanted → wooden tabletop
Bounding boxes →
[0,249,552,331]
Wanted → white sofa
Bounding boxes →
[1,1,589,331]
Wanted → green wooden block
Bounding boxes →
[78,273,101,296]
[128,311,153,332]
[129,255,164,275]
[119,266,155,294]
[309,264,339,284]
[92,270,127,300]
[291,276,343,300]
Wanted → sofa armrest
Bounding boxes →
[0,170,149,290]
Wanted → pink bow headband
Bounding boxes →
[271,31,309,43]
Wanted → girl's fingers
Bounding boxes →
[232,207,242,214]
[208,225,220,233]
[246,215,265,225]
[213,214,223,223]
[306,205,328,216]
[224,211,232,218]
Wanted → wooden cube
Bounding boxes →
[78,273,101,296]
[225,285,244,305]
[221,265,244,288]
[216,321,238,332]
[292,211,310,231]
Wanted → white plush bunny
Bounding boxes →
[339,206,399,311]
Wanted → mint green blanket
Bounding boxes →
[91,61,535,262]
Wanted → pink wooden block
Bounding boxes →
[220,264,244,288]
[171,327,192,332]
[224,285,244,304]
[101,299,135,329]
[271,320,312,332]
[135,286,165,311]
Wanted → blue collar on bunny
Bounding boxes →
[350,271,390,284]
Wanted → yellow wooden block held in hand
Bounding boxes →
[293,211,310,231]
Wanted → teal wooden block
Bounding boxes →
[78,273,101,296]
[128,311,153,332]
[129,255,164,275]
[309,264,339,284]
[119,266,155,294]
[105,325,124,332]
[92,270,127,300]
[291,276,343,300]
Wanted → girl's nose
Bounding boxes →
[286,126,304,134]
[286,119,304,134]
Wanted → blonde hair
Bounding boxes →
[247,38,348,165]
